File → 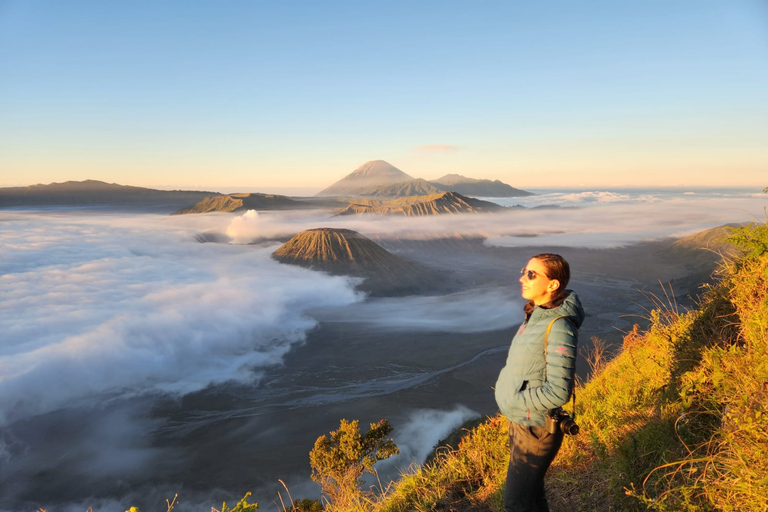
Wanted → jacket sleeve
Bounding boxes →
[514,318,578,411]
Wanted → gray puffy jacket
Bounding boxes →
[494,291,585,427]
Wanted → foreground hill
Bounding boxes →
[669,224,743,255]
[271,228,444,296]
[335,191,505,216]
[0,180,218,210]
[663,224,745,296]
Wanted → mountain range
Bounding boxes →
[316,160,531,198]
[1,161,529,213]
[0,180,217,210]
[172,193,342,214]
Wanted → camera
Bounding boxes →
[545,408,580,436]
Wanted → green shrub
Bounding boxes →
[726,216,768,259]
[220,492,259,512]
[310,419,399,511]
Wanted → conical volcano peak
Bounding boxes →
[349,160,411,180]
[272,228,387,265]
[271,227,444,296]
[315,161,414,197]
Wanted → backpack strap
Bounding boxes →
[543,316,577,418]
[543,316,573,372]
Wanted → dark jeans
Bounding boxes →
[504,421,564,512]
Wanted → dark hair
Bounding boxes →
[523,253,571,317]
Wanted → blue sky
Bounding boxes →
[1,1,766,192]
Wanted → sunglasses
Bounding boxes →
[520,268,541,280]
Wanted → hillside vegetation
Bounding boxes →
[363,220,768,512]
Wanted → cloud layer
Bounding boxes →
[377,405,479,477]
[311,288,522,332]
[0,212,362,424]
[223,191,764,246]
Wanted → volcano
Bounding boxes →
[271,228,443,295]
[315,160,414,197]
[315,160,532,198]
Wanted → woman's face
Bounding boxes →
[520,257,561,305]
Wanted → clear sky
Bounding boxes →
[1,0,766,192]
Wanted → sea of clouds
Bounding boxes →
[2,190,763,427]
[0,208,524,508]
[224,189,766,249]
[0,211,366,426]
[0,188,765,508]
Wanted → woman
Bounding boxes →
[495,253,585,512]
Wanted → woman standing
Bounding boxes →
[495,253,585,512]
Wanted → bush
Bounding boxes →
[219,492,259,512]
[310,419,399,510]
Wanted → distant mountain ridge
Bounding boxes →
[0,180,218,210]
[430,174,533,197]
[316,160,531,198]
[336,191,505,216]
[174,193,308,214]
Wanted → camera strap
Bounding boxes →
[543,316,577,419]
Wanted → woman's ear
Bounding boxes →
[547,279,561,293]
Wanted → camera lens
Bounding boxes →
[560,419,580,436]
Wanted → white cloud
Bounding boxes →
[379,405,479,473]
[217,191,766,248]
[311,288,522,332]
[0,212,362,425]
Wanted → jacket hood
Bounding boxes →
[533,290,585,328]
